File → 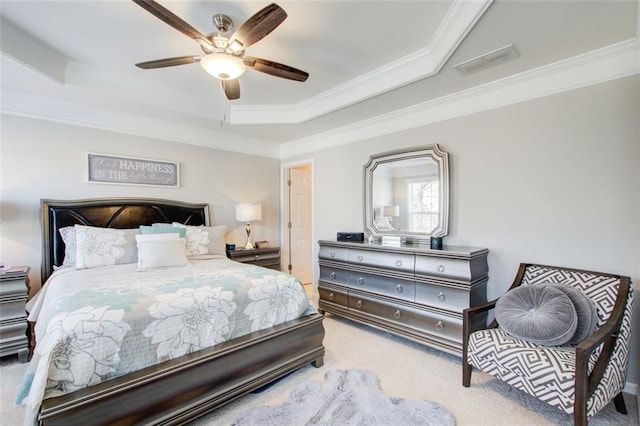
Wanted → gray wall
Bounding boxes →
[0,115,281,295]
[300,75,640,390]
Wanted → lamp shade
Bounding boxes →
[200,53,246,80]
[235,203,262,222]
[383,205,400,217]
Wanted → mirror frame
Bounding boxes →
[363,144,450,244]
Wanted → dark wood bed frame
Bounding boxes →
[36,198,325,425]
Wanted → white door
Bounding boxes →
[288,166,312,284]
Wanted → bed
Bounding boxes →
[18,198,325,425]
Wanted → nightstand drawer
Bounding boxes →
[227,248,281,270]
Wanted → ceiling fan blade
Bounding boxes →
[222,79,240,100]
[135,55,200,69]
[233,3,287,49]
[133,0,211,47]
[244,56,309,82]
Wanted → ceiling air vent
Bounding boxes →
[454,44,519,75]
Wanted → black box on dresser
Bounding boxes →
[317,240,488,356]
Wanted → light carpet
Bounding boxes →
[230,369,455,425]
[1,314,638,425]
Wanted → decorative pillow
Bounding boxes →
[202,226,227,256]
[136,236,189,271]
[74,225,127,269]
[495,285,578,346]
[539,283,598,344]
[59,226,76,268]
[171,223,210,257]
[139,225,186,238]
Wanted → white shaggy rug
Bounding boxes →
[230,369,456,425]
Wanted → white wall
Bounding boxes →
[0,115,281,294]
[298,75,640,390]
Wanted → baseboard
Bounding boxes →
[624,381,637,395]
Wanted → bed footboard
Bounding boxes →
[39,313,325,425]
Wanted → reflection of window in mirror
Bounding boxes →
[408,177,439,233]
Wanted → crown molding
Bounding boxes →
[279,38,640,159]
[0,89,280,158]
[229,0,493,125]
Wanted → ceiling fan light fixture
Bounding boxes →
[200,53,246,80]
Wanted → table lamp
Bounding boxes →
[235,203,262,249]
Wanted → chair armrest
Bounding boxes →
[574,279,630,401]
[464,298,499,331]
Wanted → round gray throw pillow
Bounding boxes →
[495,285,578,346]
[542,283,599,344]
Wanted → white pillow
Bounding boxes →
[75,225,127,269]
[136,237,189,271]
[171,223,227,256]
[171,223,210,257]
[59,226,76,268]
[136,233,180,242]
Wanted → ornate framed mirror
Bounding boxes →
[363,144,449,244]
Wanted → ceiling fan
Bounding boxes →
[132,0,309,100]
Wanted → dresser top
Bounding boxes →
[318,239,488,258]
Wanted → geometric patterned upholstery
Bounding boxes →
[465,264,633,421]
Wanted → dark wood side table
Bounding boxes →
[0,266,30,362]
[227,247,281,271]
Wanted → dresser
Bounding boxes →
[227,247,281,270]
[317,240,488,356]
[0,266,30,362]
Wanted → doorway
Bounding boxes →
[282,160,313,285]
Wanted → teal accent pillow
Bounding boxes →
[139,225,186,238]
[495,285,578,346]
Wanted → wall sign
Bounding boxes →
[87,153,180,187]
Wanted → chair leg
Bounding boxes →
[613,392,628,415]
[462,361,472,387]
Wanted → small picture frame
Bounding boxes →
[255,241,270,249]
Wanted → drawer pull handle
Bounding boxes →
[330,252,336,258]
[329,292,334,301]
[255,255,260,261]
[435,320,444,331]
[437,264,446,273]
[394,310,401,320]
[357,277,365,285]
[330,272,337,279]
[357,255,364,262]
[437,292,446,301]
[356,300,362,309]
[396,285,403,293]
[395,260,403,267]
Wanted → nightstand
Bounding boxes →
[0,266,30,362]
[227,247,281,270]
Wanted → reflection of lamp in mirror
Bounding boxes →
[235,203,262,250]
[382,205,400,229]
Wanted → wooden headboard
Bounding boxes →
[40,198,209,283]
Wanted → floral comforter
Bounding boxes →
[16,256,316,425]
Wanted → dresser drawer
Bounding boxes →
[319,286,348,307]
[318,246,349,262]
[347,294,462,343]
[348,272,414,302]
[319,265,349,287]
[348,249,413,273]
[415,280,469,313]
[415,255,475,280]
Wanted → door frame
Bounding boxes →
[280,158,314,285]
